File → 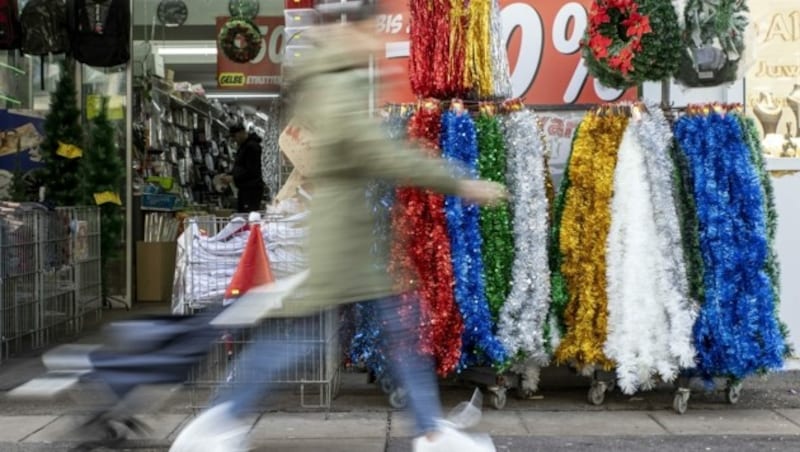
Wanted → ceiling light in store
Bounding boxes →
[157,46,218,56]
[206,93,281,99]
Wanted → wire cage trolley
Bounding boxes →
[173,213,341,409]
[0,204,101,362]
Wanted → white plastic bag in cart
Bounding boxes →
[446,388,484,429]
[210,270,310,327]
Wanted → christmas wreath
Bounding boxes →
[218,19,262,63]
[674,0,749,87]
[583,0,683,89]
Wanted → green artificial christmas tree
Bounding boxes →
[78,97,125,302]
[9,136,29,202]
[40,60,83,206]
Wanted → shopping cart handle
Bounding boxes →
[210,270,310,327]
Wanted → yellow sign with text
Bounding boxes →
[218,72,247,87]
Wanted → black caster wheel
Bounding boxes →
[490,389,507,410]
[726,382,742,405]
[389,388,408,409]
[673,388,690,414]
[588,381,607,406]
[380,377,395,395]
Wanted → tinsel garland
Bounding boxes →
[409,0,435,96]
[554,112,627,373]
[391,105,464,376]
[546,123,583,352]
[476,112,514,320]
[604,111,696,394]
[448,0,468,95]
[433,0,452,96]
[674,113,784,379]
[440,107,506,369]
[738,115,791,355]
[349,109,413,378]
[259,100,282,199]
[489,0,512,98]
[635,106,697,368]
[464,0,493,98]
[497,108,551,369]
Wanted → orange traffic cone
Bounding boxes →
[224,224,274,303]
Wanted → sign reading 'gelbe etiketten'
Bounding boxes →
[216,16,285,91]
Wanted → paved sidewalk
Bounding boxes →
[1,408,799,451]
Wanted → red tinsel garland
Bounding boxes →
[409,0,433,96]
[432,0,451,96]
[390,105,463,376]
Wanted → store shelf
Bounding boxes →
[766,157,800,172]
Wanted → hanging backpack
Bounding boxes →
[19,0,70,56]
[66,0,130,67]
[0,0,21,50]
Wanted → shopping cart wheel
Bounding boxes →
[380,376,395,395]
[489,388,507,410]
[673,388,690,415]
[587,381,607,406]
[725,381,742,405]
[389,387,408,409]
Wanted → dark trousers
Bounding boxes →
[237,188,264,213]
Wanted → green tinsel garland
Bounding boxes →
[669,139,705,305]
[545,122,581,348]
[675,0,748,87]
[739,115,792,356]
[583,0,683,89]
[476,113,515,320]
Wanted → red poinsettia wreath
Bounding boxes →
[586,0,652,76]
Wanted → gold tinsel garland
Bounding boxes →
[554,112,628,372]
[463,0,492,97]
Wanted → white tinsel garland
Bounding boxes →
[605,110,697,395]
[605,123,673,394]
[489,0,512,98]
[672,0,688,28]
[497,109,551,376]
[635,104,697,369]
[260,101,282,200]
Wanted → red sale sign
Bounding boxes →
[216,17,286,91]
[376,0,637,106]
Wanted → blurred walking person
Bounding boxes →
[169,2,507,451]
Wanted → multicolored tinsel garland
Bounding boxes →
[738,115,791,356]
[391,105,464,376]
[465,0,493,98]
[489,0,512,98]
[674,112,784,379]
[476,111,515,320]
[555,112,627,373]
[604,110,696,395]
[440,107,506,369]
[349,109,413,378]
[497,108,551,370]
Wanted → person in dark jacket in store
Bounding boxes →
[228,123,266,212]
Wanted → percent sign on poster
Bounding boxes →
[375,0,634,105]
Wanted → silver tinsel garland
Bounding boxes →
[260,100,282,200]
[497,109,551,376]
[489,0,512,98]
[635,103,697,368]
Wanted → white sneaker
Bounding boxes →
[412,425,496,452]
[169,402,250,452]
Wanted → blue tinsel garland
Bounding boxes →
[348,110,411,377]
[440,109,506,369]
[674,113,784,379]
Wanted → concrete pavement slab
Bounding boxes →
[0,416,56,442]
[519,411,667,436]
[22,416,96,442]
[129,414,189,440]
[775,409,800,427]
[250,438,386,452]
[650,409,800,435]
[390,410,528,438]
[249,412,388,440]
